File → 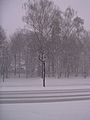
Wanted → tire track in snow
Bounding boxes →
[1,88,90,104]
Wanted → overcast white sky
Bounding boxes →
[0,0,90,36]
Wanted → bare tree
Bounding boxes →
[23,0,56,86]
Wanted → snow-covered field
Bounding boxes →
[0,77,90,120]
[1,77,90,91]
[0,101,90,120]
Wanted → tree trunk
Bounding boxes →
[47,60,50,77]
[52,59,55,77]
[18,52,21,78]
[25,48,29,78]
[14,54,17,76]
[43,62,45,87]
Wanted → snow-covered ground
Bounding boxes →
[0,77,90,120]
[1,77,90,91]
[0,101,90,120]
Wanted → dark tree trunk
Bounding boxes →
[43,62,45,87]
[39,53,46,87]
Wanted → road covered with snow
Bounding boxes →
[1,88,90,104]
[1,77,90,103]
[0,77,90,120]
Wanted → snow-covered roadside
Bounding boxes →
[0,100,90,120]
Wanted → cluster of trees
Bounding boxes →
[0,0,90,81]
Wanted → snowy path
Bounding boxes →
[1,77,90,103]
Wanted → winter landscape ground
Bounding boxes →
[0,77,90,120]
